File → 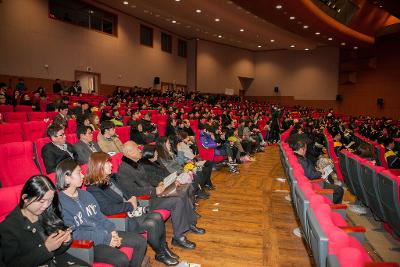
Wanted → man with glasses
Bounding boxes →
[41,124,77,173]
[73,125,102,164]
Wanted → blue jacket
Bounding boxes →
[58,189,115,246]
[199,131,217,149]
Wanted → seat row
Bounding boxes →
[0,126,131,187]
[278,129,398,267]
[0,110,59,122]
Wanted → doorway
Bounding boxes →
[75,70,101,94]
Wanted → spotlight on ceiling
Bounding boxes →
[270,39,275,42]
[123,1,128,5]
[258,45,262,48]
[315,32,320,35]
[215,18,220,22]
[196,9,202,13]
[305,48,309,51]
[218,35,222,38]
[341,42,346,46]
[290,44,295,48]
[276,5,283,9]
[240,28,244,32]
[289,16,295,20]
[172,20,177,23]
[303,25,309,29]
[328,37,333,41]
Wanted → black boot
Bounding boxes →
[189,224,206,235]
[162,242,179,260]
[172,236,196,249]
[155,250,179,266]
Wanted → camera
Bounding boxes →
[128,206,150,218]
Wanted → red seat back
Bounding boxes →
[34,137,51,174]
[22,121,47,142]
[4,112,28,123]
[0,142,40,187]
[28,112,48,121]
[115,126,130,143]
[0,123,23,144]
[15,105,33,112]
[0,184,23,222]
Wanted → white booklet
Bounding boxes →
[322,165,333,179]
[163,171,178,188]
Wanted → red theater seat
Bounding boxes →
[28,111,48,121]
[22,121,47,142]
[15,105,33,112]
[4,112,28,123]
[0,142,40,187]
[34,137,51,174]
[115,126,130,143]
[0,123,23,144]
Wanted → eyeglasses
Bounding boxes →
[56,132,66,137]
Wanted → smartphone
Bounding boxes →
[68,225,77,232]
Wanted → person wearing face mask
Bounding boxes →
[0,175,89,267]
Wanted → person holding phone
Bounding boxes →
[56,159,147,267]
[0,175,89,267]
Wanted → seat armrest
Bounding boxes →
[68,240,94,265]
[107,213,128,231]
[315,189,334,194]
[309,178,325,183]
[339,226,366,244]
[365,263,399,267]
[107,212,128,218]
[330,204,347,209]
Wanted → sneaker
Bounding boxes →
[284,195,292,202]
[348,205,367,215]
[292,227,302,238]
[229,165,239,173]
[228,161,238,166]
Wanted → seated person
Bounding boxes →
[355,143,376,163]
[56,160,147,267]
[52,103,70,129]
[42,123,77,174]
[140,112,158,143]
[140,145,171,187]
[85,152,179,266]
[384,137,400,169]
[126,110,146,145]
[97,120,123,153]
[73,125,102,164]
[0,175,88,266]
[118,141,204,250]
[292,139,344,204]
[332,130,346,156]
[111,109,124,127]
[199,125,239,173]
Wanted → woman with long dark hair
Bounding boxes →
[85,152,179,266]
[56,159,147,267]
[0,175,89,267]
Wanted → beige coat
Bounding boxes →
[97,133,123,153]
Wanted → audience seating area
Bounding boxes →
[279,128,399,267]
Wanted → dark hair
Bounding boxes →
[100,120,115,135]
[291,139,307,151]
[76,125,92,139]
[55,159,79,191]
[383,137,394,148]
[47,123,64,138]
[355,143,374,159]
[58,103,68,110]
[20,175,66,235]
[156,137,173,160]
[141,145,156,160]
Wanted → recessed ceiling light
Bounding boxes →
[175,0,180,1]
[276,5,283,9]
[341,42,346,46]
[303,25,309,29]
[290,45,295,48]
[196,9,202,13]
[290,16,295,20]
[240,28,244,32]
[315,32,320,35]
[328,37,333,40]
[258,45,262,48]
[218,35,222,38]
[305,48,309,51]
[270,39,275,42]
[131,5,136,8]
[172,20,177,23]
[215,18,220,22]
[123,1,128,5]
[354,46,358,50]
[89,10,94,14]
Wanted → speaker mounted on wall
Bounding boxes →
[377,98,384,107]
